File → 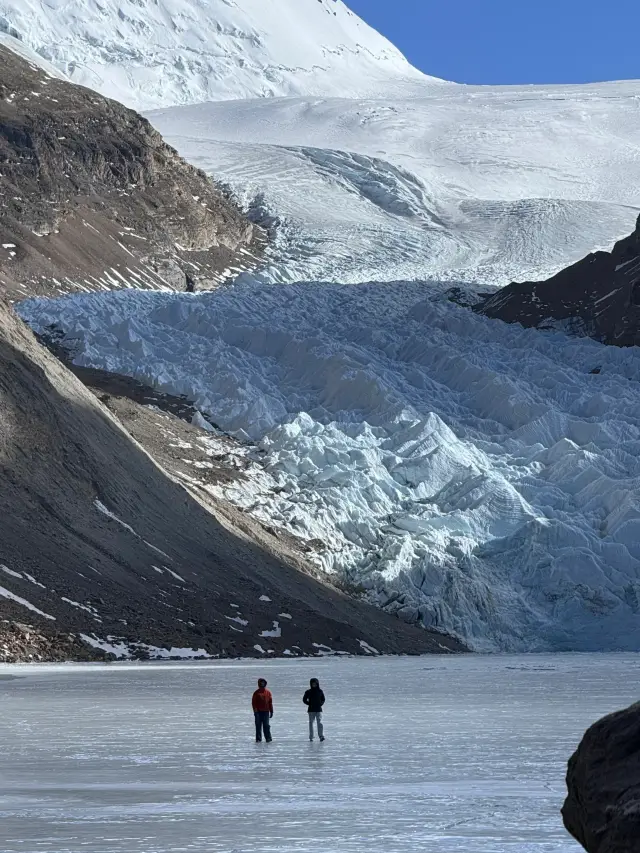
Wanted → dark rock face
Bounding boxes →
[0,296,464,658]
[563,702,640,852]
[0,45,261,300]
[481,216,640,346]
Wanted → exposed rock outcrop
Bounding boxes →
[0,295,464,658]
[481,215,640,346]
[0,44,261,300]
[0,620,105,663]
[563,702,640,852]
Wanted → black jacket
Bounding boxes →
[303,686,325,713]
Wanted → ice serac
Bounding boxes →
[563,702,640,853]
[481,215,640,346]
[0,292,464,658]
[0,44,258,301]
[20,281,640,653]
[0,0,433,110]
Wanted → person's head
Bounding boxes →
[258,678,267,689]
[310,678,319,688]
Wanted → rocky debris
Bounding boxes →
[0,44,263,301]
[481,215,640,346]
[0,620,105,662]
[562,702,640,852]
[0,295,465,658]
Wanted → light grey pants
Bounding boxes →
[308,712,324,740]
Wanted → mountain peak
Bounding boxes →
[0,0,436,110]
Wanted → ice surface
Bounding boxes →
[0,0,432,110]
[0,654,638,852]
[149,85,640,286]
[20,283,640,651]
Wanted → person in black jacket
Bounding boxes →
[303,678,325,741]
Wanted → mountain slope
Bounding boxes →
[0,293,460,658]
[0,0,433,110]
[0,44,258,301]
[481,216,640,346]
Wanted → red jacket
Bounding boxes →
[252,688,273,714]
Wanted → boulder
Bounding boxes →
[563,702,640,852]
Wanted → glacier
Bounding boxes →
[20,280,640,652]
[149,84,640,286]
[6,0,640,651]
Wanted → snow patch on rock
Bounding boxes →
[0,586,55,620]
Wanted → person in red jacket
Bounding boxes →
[252,678,274,742]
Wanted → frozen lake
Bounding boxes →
[0,654,637,853]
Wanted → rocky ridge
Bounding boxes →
[0,44,261,302]
[482,215,640,346]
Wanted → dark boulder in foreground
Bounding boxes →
[563,702,640,852]
[481,215,640,346]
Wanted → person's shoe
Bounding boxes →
[256,739,262,743]
[266,738,272,743]
[320,736,325,742]
[309,737,314,742]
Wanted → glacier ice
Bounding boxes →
[149,84,640,287]
[20,280,640,651]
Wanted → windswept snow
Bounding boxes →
[0,565,23,580]
[20,282,640,651]
[94,499,137,535]
[0,0,432,110]
[80,634,211,659]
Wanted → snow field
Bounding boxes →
[149,84,640,286]
[20,281,640,651]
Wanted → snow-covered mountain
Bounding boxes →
[6,2,640,652]
[0,0,433,110]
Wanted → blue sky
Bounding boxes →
[347,0,640,85]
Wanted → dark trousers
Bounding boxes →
[254,711,272,742]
